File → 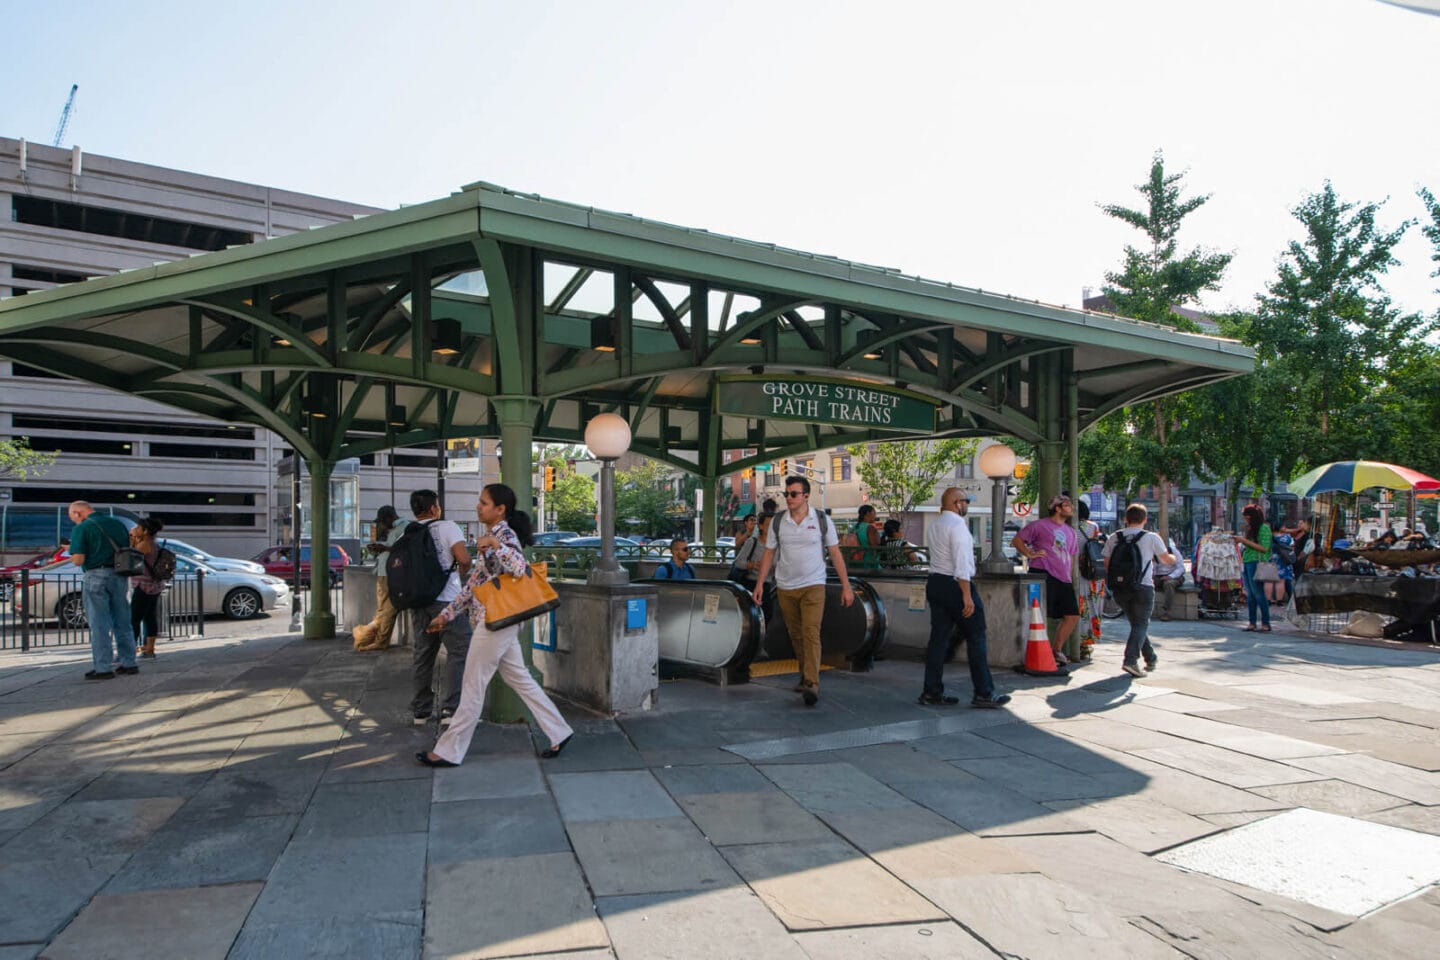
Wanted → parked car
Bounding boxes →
[0,550,59,604]
[162,538,267,575]
[715,537,736,547]
[251,544,350,584]
[559,536,641,549]
[17,557,291,626]
[531,531,581,546]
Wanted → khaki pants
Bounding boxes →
[777,584,826,689]
[353,578,399,650]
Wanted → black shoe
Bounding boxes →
[115,665,139,675]
[917,693,960,706]
[84,670,115,681]
[541,734,573,759]
[412,711,431,726]
[801,687,818,707]
[971,693,1012,709]
[415,751,458,768]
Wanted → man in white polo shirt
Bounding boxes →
[924,488,1011,708]
[752,475,854,706]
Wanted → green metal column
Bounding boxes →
[304,458,335,640]
[488,396,542,723]
[1032,353,1066,508]
[1065,355,1083,661]
[701,477,719,547]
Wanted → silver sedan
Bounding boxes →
[17,557,291,627]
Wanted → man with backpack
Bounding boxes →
[393,490,471,725]
[652,539,697,580]
[1102,504,1177,678]
[66,501,139,680]
[751,476,855,706]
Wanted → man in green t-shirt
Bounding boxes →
[67,501,138,679]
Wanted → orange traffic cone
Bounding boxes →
[1017,598,1067,677]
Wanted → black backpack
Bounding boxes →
[1273,537,1297,567]
[385,521,457,610]
[148,541,178,581]
[1079,537,1107,581]
[1107,531,1149,590]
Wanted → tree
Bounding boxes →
[0,437,57,482]
[844,438,978,518]
[615,459,681,537]
[1250,182,1426,467]
[549,470,596,533]
[1087,151,1232,539]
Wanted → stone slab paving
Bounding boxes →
[1,615,1439,957]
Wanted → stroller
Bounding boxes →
[1194,531,1243,620]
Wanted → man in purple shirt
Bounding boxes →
[1012,495,1080,665]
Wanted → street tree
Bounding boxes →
[616,459,680,537]
[1250,181,1425,466]
[549,470,596,534]
[1087,150,1232,539]
[844,438,978,518]
[0,437,57,482]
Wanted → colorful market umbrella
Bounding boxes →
[1288,460,1440,498]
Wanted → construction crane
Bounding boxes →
[52,84,78,147]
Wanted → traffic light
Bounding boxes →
[743,467,754,479]
[779,459,788,476]
[544,465,556,491]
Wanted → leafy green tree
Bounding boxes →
[844,439,978,518]
[1086,151,1232,539]
[0,437,57,482]
[616,459,681,537]
[549,470,596,533]
[1250,182,1426,466]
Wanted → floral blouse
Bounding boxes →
[434,519,529,627]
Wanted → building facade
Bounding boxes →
[0,137,490,557]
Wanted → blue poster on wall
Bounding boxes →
[626,598,648,630]
[1026,581,1041,605]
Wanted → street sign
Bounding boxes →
[716,375,938,433]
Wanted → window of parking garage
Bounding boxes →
[12,416,256,442]
[11,196,253,252]
[10,488,259,526]
[10,266,94,285]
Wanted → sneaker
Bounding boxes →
[801,687,818,707]
[1144,657,1158,674]
[84,670,116,681]
[141,651,156,660]
[115,665,139,675]
[971,693,1012,709]
[439,709,455,728]
[917,693,961,706]
[1122,663,1145,678]
[413,711,431,726]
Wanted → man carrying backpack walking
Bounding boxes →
[393,490,471,725]
[1102,504,1177,678]
[751,476,855,706]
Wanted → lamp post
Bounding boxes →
[978,443,1018,574]
[585,413,632,586]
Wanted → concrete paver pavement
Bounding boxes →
[1,615,1439,958]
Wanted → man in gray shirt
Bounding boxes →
[922,488,1010,708]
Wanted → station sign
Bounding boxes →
[715,375,937,434]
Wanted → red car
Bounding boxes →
[0,550,62,604]
[251,544,350,584]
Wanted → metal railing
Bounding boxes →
[0,568,207,652]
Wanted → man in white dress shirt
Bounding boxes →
[923,488,1011,708]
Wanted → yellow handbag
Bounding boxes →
[472,561,560,629]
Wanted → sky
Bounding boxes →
[4,0,1439,317]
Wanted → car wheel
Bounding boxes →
[224,587,262,619]
[59,592,88,628]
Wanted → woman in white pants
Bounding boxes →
[416,483,574,768]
